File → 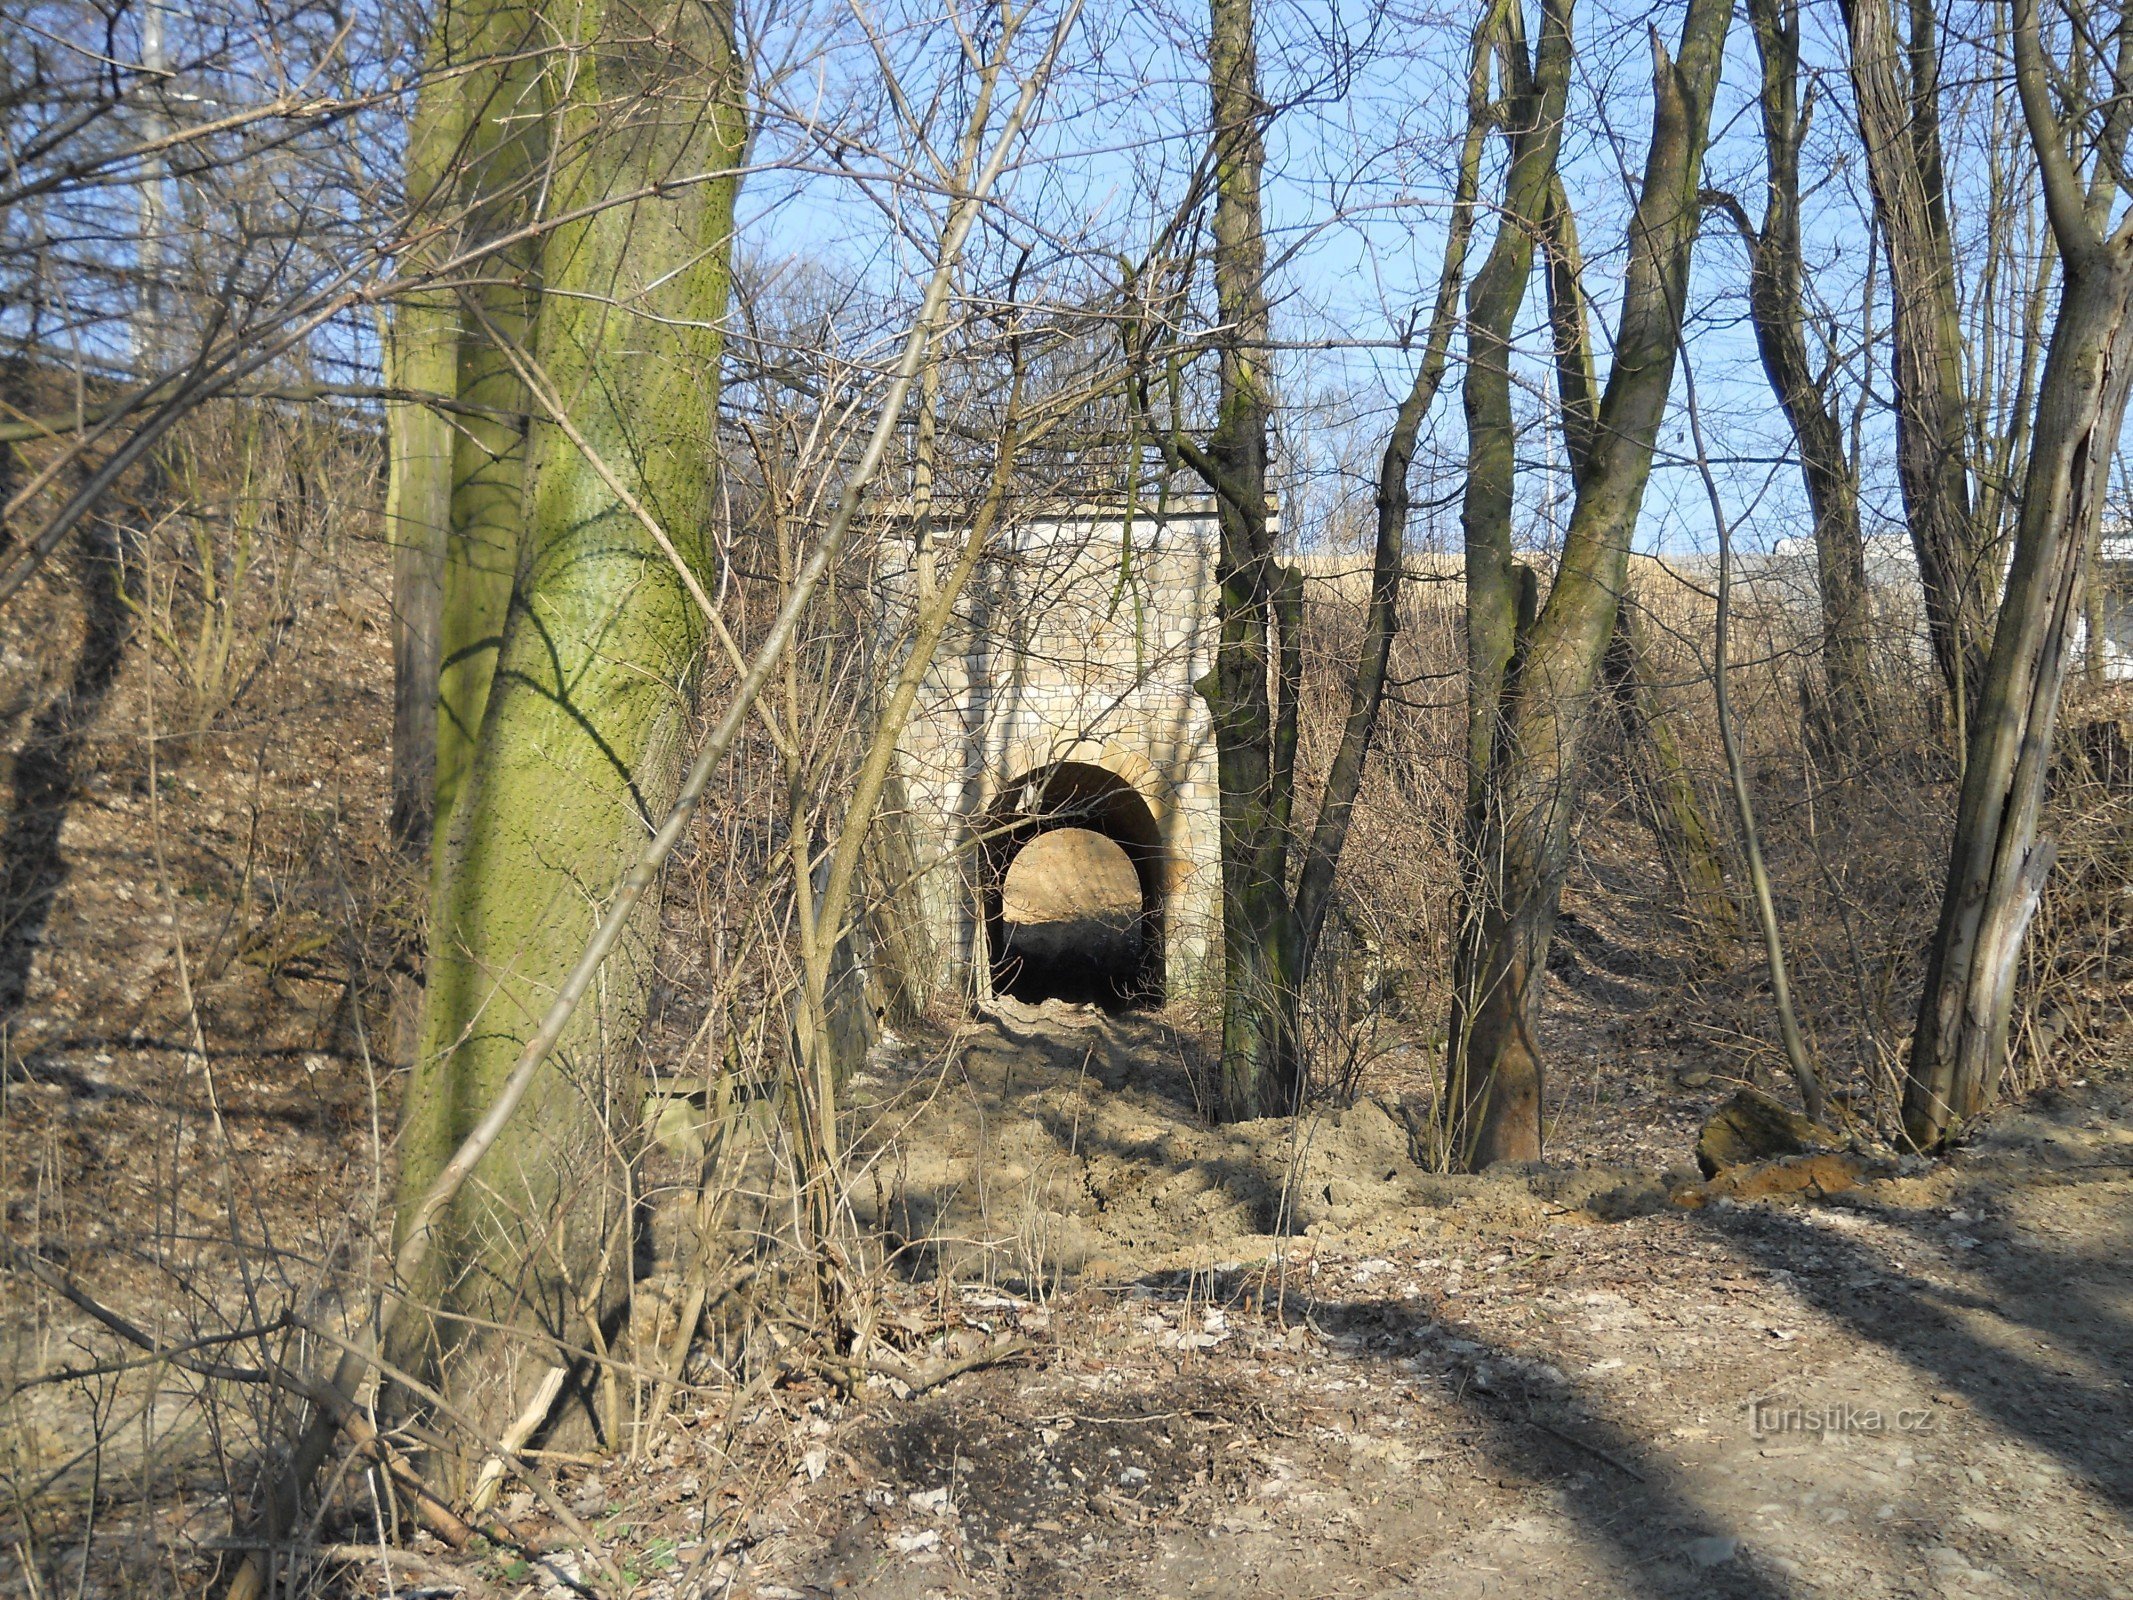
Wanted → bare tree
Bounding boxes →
[1450,0,1734,1167]
[1457,0,1571,845]
[1842,0,1994,729]
[1137,0,1488,1119]
[1718,0,1876,753]
[1905,0,2133,1149]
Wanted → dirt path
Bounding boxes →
[580,1010,2133,1600]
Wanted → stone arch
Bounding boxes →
[978,760,1168,1005]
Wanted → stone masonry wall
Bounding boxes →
[890,505,1223,1001]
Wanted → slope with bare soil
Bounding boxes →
[598,1040,2133,1600]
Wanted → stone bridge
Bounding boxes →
[889,502,1225,1008]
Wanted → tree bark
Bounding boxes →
[2085,513,2110,686]
[1736,0,1876,753]
[1905,0,2133,1149]
[1459,0,1574,831]
[436,3,549,829]
[1196,0,1303,1119]
[862,766,937,1027]
[390,0,746,1472]
[1450,0,1733,1168]
[1185,0,1490,1119]
[384,316,451,847]
[1443,0,1572,1161]
[1841,0,1991,725]
[384,21,470,848]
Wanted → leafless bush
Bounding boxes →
[1288,555,1467,1108]
[114,403,377,738]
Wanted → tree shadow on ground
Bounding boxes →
[816,1260,1804,1598]
[833,1012,2130,1592]
[1689,1184,2133,1503]
[1,520,131,1035]
[1174,1266,1800,1598]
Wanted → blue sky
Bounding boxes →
[734,0,2065,560]
[29,0,2070,567]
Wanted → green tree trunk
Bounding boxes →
[384,20,471,847]
[1451,0,1732,1168]
[392,0,746,1467]
[1447,0,1573,1157]
[436,2,550,826]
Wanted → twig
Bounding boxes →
[1526,1417,1647,1482]
[2,1238,475,1547]
[1679,347,1826,1123]
[821,1334,1037,1397]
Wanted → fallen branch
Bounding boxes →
[821,1334,1038,1397]
[468,1365,569,1516]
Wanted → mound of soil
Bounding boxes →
[845,998,1685,1287]
[609,1043,2133,1600]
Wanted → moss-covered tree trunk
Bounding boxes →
[1451,0,1731,1168]
[1446,0,1572,1157]
[435,1,550,825]
[384,21,471,847]
[391,0,746,1469]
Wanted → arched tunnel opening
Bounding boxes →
[981,762,1167,1008]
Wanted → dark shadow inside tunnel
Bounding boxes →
[980,761,1166,1008]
